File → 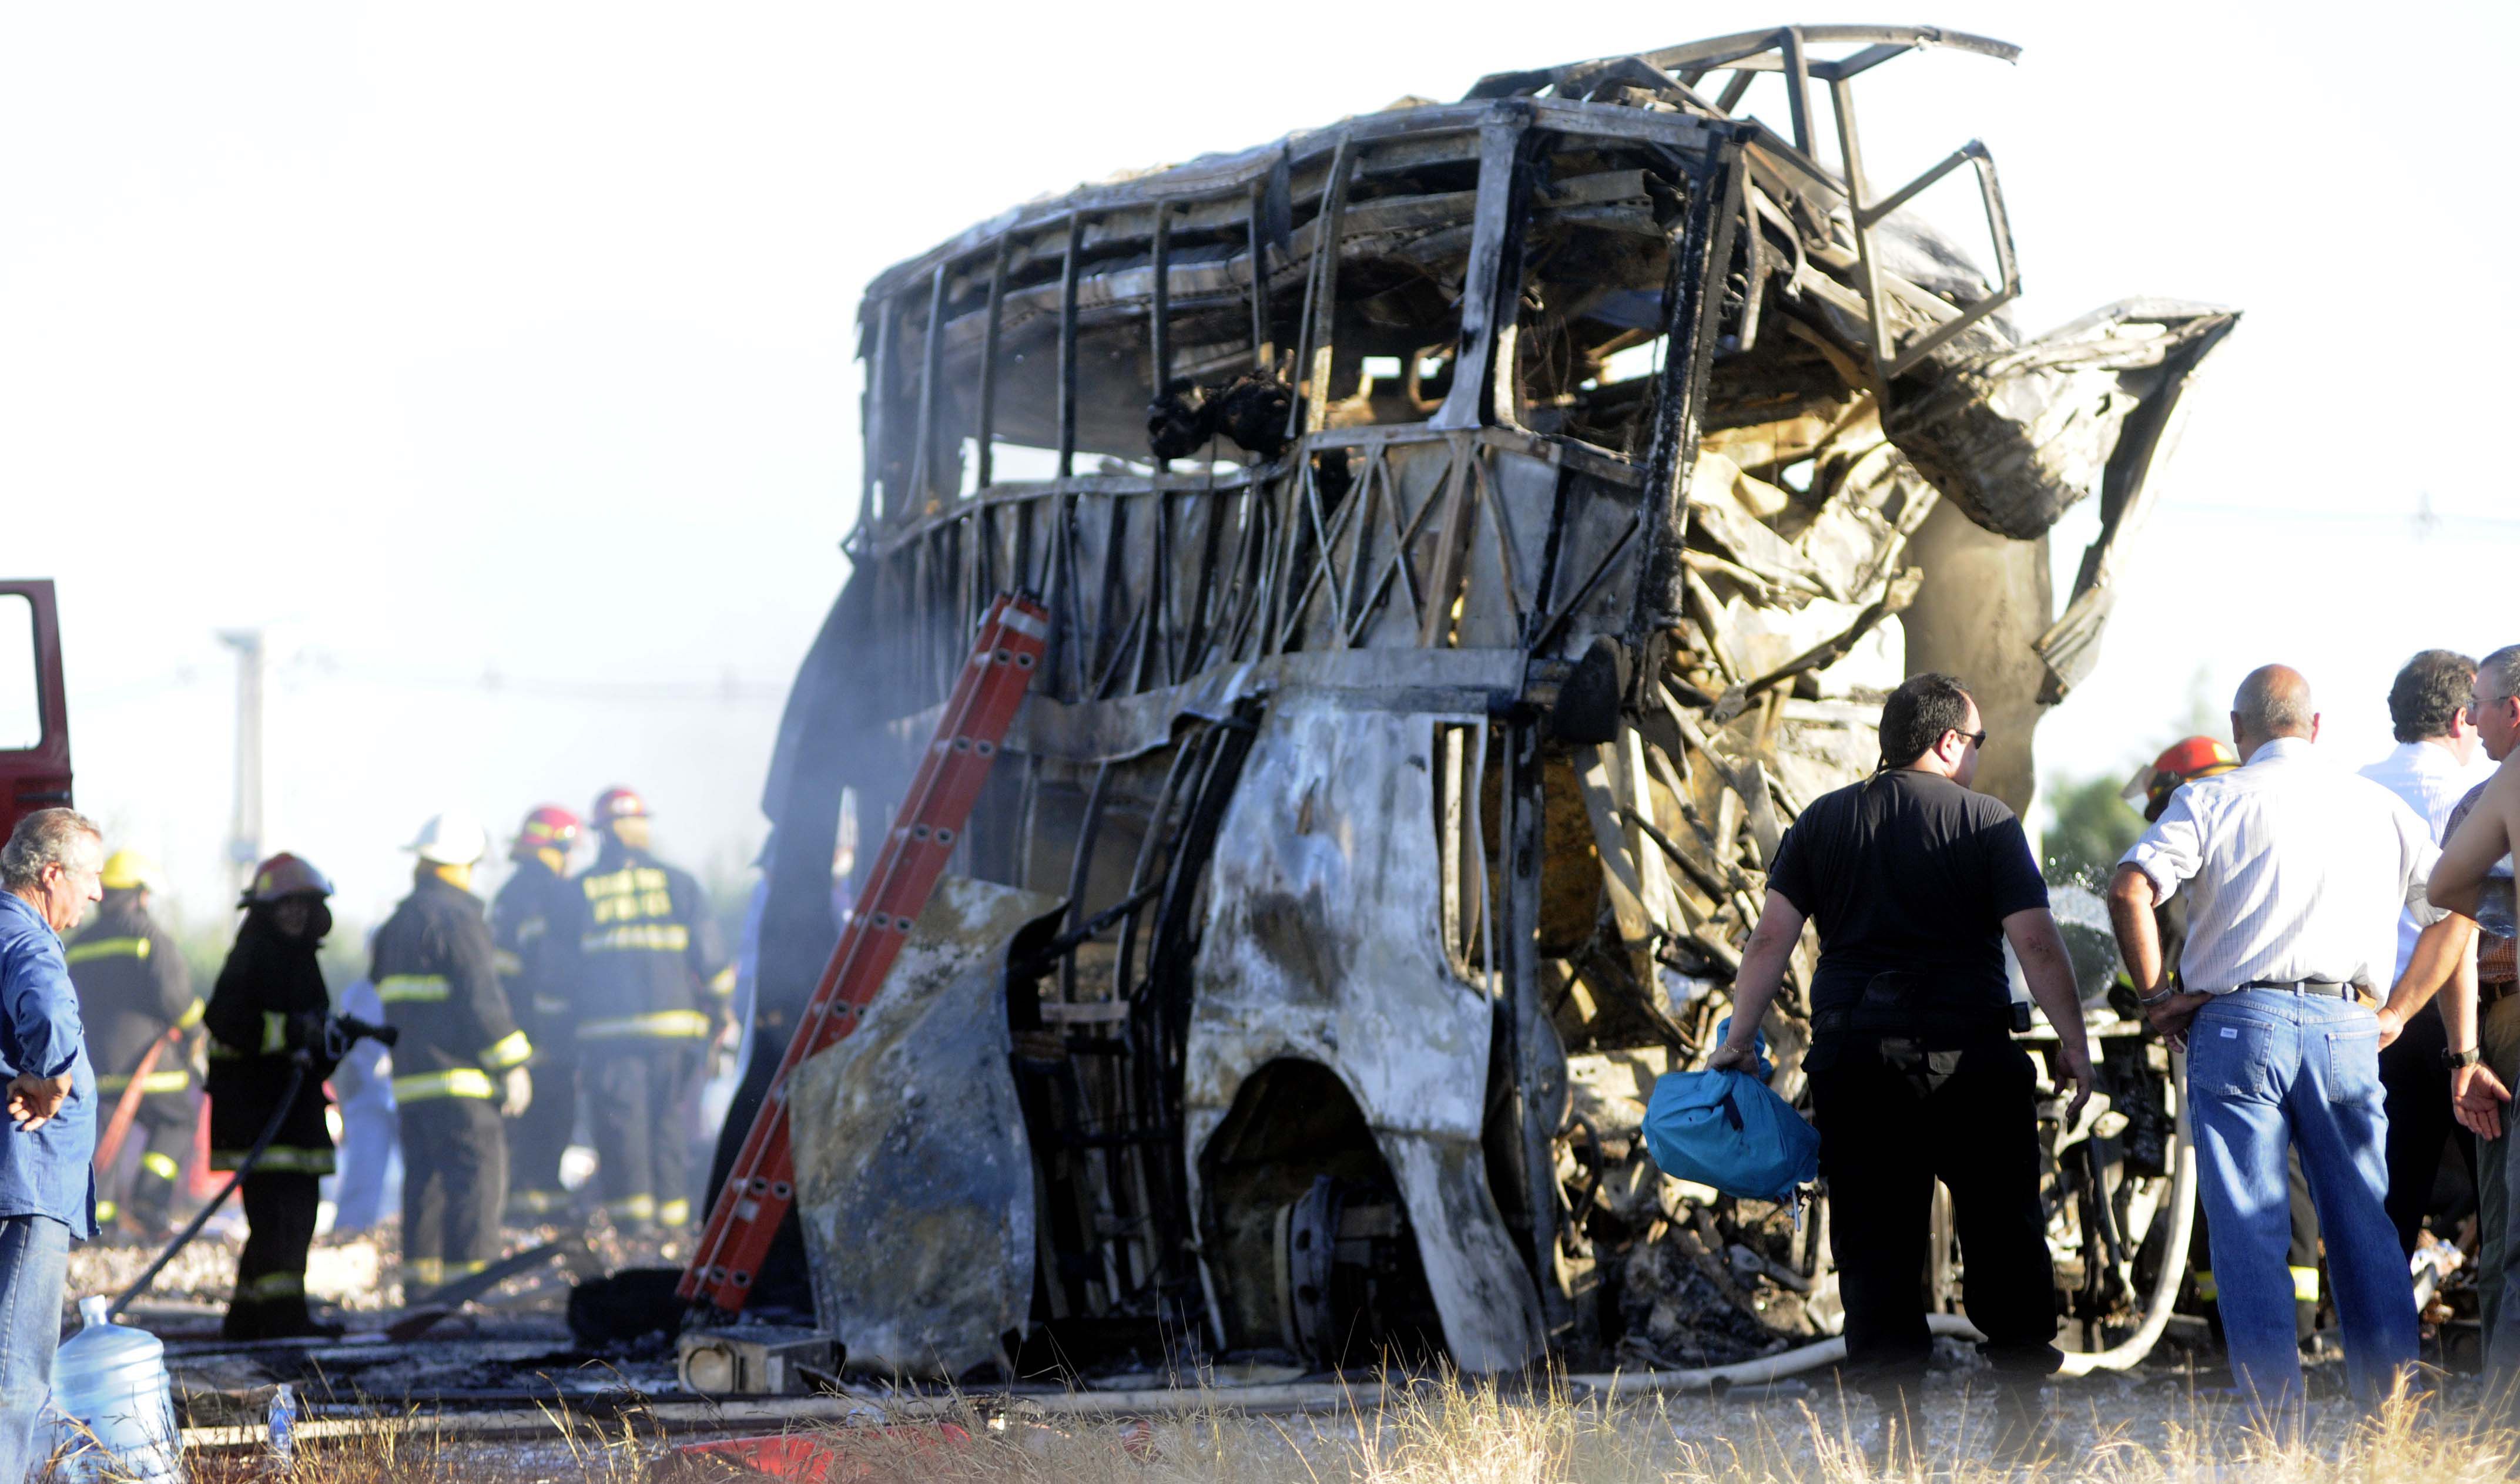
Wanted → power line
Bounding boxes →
[274,659,792,704]
[2167,495,2520,536]
[72,657,795,710]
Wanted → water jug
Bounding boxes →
[48,1295,183,1483]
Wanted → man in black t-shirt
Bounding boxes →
[1710,673,2092,1458]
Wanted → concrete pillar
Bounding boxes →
[1897,501,2052,821]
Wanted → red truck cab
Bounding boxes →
[0,580,72,838]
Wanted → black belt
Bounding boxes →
[2482,980,2519,1009]
[2233,978,2356,998]
[1811,1005,2010,1039]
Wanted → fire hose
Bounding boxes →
[2056,1047,2197,1377]
[1579,1050,2197,1394]
[108,1014,395,1320]
[91,1029,179,1178]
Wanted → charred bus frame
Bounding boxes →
[739,25,2235,1377]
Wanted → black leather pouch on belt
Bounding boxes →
[1805,971,2010,1096]
[1812,969,2011,1045]
[1854,969,1922,1033]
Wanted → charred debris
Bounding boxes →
[739,25,2236,1386]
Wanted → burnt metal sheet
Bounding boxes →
[788,876,1065,1379]
[892,647,1529,769]
[1882,301,2239,543]
[1184,692,1546,1372]
[2030,301,2243,700]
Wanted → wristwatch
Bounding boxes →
[2443,1045,2485,1071]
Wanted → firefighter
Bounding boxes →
[374,812,532,1293]
[63,850,200,1239]
[492,805,581,1224]
[572,787,730,1234]
[204,853,345,1340]
[2129,737,2324,1345]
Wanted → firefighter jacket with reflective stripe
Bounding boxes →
[569,845,730,1046]
[64,894,200,1096]
[373,871,529,1102]
[490,856,578,1053]
[203,912,338,1172]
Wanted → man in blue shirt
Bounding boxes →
[0,807,102,1483]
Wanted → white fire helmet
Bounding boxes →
[409,811,490,867]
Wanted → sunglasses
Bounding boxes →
[1953,728,1989,748]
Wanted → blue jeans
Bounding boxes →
[0,1215,69,1484]
[2188,992,2415,1406]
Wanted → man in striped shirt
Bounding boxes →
[2110,664,2469,1410]
[2355,650,2491,1256]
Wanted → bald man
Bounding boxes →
[2109,664,2468,1412]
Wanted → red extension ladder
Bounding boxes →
[678,592,1049,1315]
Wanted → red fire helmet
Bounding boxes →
[2139,736,2240,821]
[242,852,334,906]
[590,787,649,827]
[517,805,581,851]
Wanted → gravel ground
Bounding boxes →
[71,1226,399,1315]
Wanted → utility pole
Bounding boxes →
[217,629,263,899]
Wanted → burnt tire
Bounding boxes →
[567,1265,688,1348]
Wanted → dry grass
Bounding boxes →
[59,1371,2520,1482]
[770,1373,2520,1484]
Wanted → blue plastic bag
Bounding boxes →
[1641,1018,1819,1205]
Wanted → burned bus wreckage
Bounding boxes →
[728,27,2238,1382]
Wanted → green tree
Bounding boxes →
[2043,773,2144,891]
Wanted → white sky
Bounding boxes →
[5,2,2516,928]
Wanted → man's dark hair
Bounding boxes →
[1878,673,1973,769]
[2387,649,2476,743]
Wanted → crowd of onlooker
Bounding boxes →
[1716,645,2520,1461]
[2103,649,2519,1409]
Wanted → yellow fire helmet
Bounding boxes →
[99,850,159,892]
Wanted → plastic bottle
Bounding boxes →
[47,1295,183,1483]
[267,1381,296,1470]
